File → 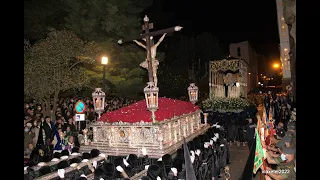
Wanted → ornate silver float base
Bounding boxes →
[80,125,210,158]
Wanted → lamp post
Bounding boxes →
[101,56,108,92]
[188,83,198,104]
[273,63,280,69]
[92,88,105,120]
[144,82,159,123]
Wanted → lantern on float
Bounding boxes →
[144,82,159,111]
[92,88,105,119]
[188,83,198,104]
[144,82,159,123]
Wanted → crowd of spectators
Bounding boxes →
[24,96,135,162]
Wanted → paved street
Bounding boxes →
[227,145,261,180]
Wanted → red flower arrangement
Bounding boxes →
[99,98,200,123]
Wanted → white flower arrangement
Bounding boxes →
[201,97,250,112]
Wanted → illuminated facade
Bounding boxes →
[276,0,291,82]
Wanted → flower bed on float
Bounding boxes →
[80,98,210,158]
[201,97,251,113]
[99,97,200,123]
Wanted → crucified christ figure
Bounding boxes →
[133,33,167,87]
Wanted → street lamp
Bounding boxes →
[144,82,159,123]
[92,88,105,120]
[101,56,108,92]
[188,83,198,104]
[273,63,280,69]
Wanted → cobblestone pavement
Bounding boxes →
[226,144,261,180]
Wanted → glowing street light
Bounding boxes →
[101,56,108,65]
[273,63,280,69]
[101,56,109,92]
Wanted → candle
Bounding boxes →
[204,113,208,124]
[147,96,156,106]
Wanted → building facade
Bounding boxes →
[276,0,291,88]
[229,41,258,92]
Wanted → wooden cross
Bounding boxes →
[118,15,182,83]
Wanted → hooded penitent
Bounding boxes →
[113,157,125,178]
[94,167,106,180]
[147,164,161,180]
[39,166,51,176]
[90,149,100,158]
[126,154,138,176]
[102,163,116,178]
[156,160,168,179]
[57,160,69,169]
[211,152,219,179]
[162,154,172,176]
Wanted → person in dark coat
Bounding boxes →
[37,116,54,156]
[264,91,272,121]
[246,118,256,151]
[279,104,290,131]
[63,117,77,133]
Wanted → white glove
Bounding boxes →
[209,140,213,145]
[204,142,209,148]
[145,165,150,170]
[213,137,217,142]
[93,161,97,169]
[190,151,195,158]
[157,157,162,161]
[58,169,65,178]
[99,153,106,158]
[220,144,225,147]
[80,174,87,178]
[81,159,89,163]
[116,165,124,172]
[216,125,221,128]
[214,133,219,139]
[123,159,129,167]
[157,176,161,180]
[142,147,147,156]
[212,122,218,127]
[190,155,195,163]
[195,149,201,156]
[171,167,178,176]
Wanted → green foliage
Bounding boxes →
[201,97,250,112]
[24,0,153,99]
[24,29,103,102]
[60,0,153,98]
[62,0,152,41]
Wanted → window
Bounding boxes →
[237,47,241,56]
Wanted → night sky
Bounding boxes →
[144,0,280,69]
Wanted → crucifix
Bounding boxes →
[118,15,183,87]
